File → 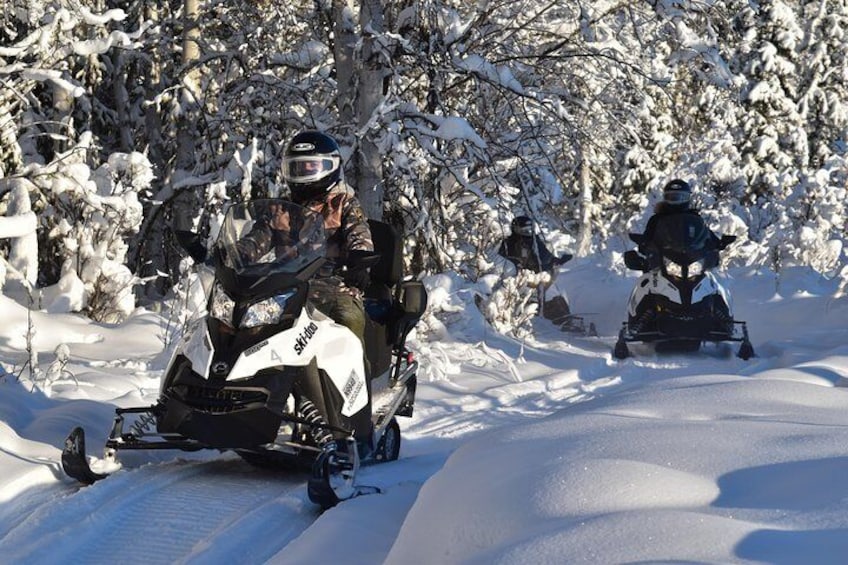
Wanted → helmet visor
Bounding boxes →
[282,155,340,184]
[513,224,533,236]
[663,189,691,205]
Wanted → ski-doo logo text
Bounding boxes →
[293,322,318,355]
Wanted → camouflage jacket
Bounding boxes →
[236,184,373,296]
[304,182,373,297]
[302,181,373,261]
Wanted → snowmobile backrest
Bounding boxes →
[400,280,428,318]
[367,220,403,287]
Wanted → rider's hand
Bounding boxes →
[268,204,291,231]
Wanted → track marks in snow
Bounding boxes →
[1,457,314,564]
[407,337,621,444]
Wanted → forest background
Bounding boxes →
[0,0,846,328]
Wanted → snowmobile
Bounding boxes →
[477,252,595,336]
[613,213,754,360]
[61,199,428,509]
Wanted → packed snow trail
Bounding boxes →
[1,456,316,563]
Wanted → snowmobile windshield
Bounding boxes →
[653,213,712,260]
[216,199,327,275]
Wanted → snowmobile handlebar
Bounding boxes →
[173,229,208,263]
[718,234,736,250]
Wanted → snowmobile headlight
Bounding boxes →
[210,283,235,326]
[240,290,297,328]
[663,258,684,279]
[688,260,705,279]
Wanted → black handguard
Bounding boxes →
[557,253,573,265]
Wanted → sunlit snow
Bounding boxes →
[1,261,848,563]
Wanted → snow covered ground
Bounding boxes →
[1,259,848,564]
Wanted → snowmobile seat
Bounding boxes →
[364,220,403,377]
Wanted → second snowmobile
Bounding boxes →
[61,199,428,508]
[613,213,754,360]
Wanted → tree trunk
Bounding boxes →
[333,0,356,126]
[575,144,593,257]
[178,0,202,172]
[5,180,38,289]
[333,0,385,220]
[354,0,385,220]
[182,0,201,68]
[52,83,74,156]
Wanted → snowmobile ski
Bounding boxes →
[61,427,110,485]
[307,439,381,509]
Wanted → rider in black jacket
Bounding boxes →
[638,179,720,268]
[498,215,573,326]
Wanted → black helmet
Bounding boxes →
[282,130,342,203]
[511,215,534,237]
[663,179,691,206]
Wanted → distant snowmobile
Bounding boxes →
[613,213,754,360]
[62,199,427,509]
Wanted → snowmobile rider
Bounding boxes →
[498,215,573,326]
[280,130,375,349]
[637,179,720,269]
[235,131,375,461]
[235,130,373,362]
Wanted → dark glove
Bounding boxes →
[343,268,371,291]
[556,253,573,265]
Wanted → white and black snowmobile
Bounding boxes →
[613,213,754,360]
[61,199,427,509]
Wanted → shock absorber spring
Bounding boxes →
[298,398,334,446]
[130,410,158,437]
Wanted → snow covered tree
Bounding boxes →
[3,0,847,324]
[0,1,148,319]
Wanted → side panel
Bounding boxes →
[181,318,213,381]
[692,274,718,305]
[653,273,683,305]
[628,271,683,313]
[627,273,652,316]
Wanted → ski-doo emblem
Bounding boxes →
[294,321,318,355]
[293,142,315,151]
[212,361,230,375]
